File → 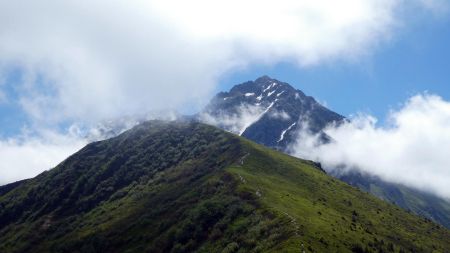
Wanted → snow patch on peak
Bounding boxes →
[263,82,277,93]
[278,122,297,142]
[267,90,276,97]
[245,93,255,97]
[276,91,285,97]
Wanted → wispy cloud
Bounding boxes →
[289,94,450,200]
[269,110,291,120]
[200,104,265,135]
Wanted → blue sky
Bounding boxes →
[0,68,31,137]
[219,10,450,122]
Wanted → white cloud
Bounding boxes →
[0,127,87,185]
[0,112,183,185]
[269,110,291,120]
[0,0,231,124]
[200,104,265,135]
[289,94,450,200]
[0,0,442,124]
[153,0,400,64]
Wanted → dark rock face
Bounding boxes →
[201,75,344,150]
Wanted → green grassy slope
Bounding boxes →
[231,139,450,252]
[0,121,449,253]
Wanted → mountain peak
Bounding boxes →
[227,75,300,102]
[200,77,343,149]
[254,75,276,83]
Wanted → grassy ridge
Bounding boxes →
[0,121,291,253]
[227,138,450,252]
[0,121,449,252]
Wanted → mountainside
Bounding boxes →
[200,76,450,229]
[1,121,449,253]
[201,75,344,150]
[338,171,450,229]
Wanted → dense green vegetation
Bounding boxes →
[231,139,450,252]
[0,121,449,252]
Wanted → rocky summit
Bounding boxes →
[201,76,343,150]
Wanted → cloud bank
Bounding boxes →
[0,0,445,184]
[0,127,87,185]
[0,115,170,185]
[290,94,450,200]
[0,0,440,124]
